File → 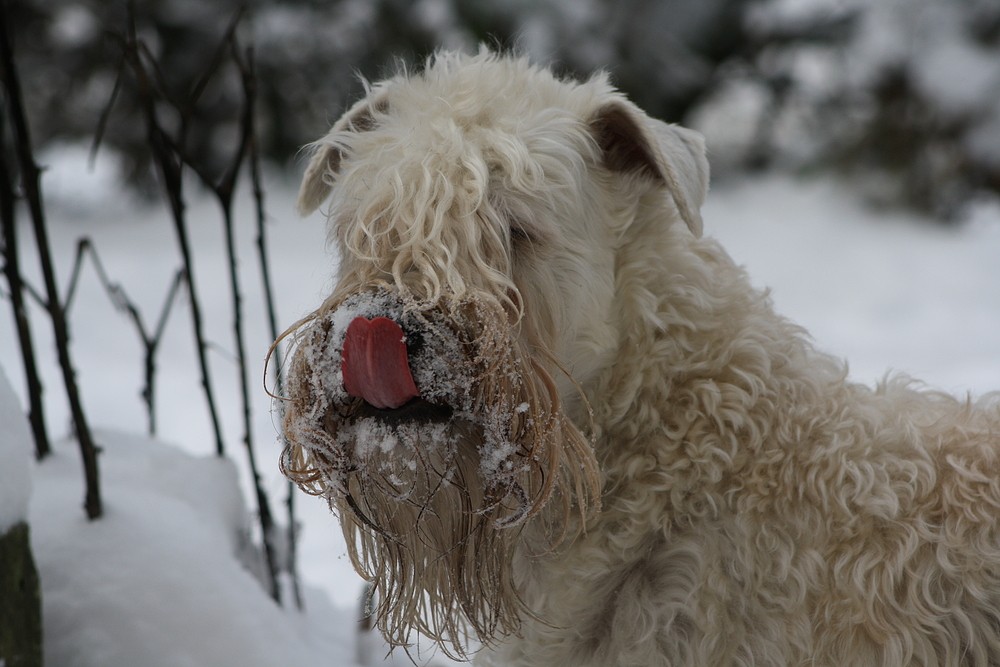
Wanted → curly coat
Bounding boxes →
[286,49,1000,666]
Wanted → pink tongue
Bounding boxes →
[342,316,420,409]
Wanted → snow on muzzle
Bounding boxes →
[286,288,473,429]
[279,285,595,532]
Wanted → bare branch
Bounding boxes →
[0,0,101,518]
[63,237,188,435]
[111,2,228,456]
[0,105,50,460]
[89,51,126,170]
[237,41,303,610]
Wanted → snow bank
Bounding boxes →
[29,431,356,667]
[0,365,32,534]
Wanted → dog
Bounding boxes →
[277,49,1000,666]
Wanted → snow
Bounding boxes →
[703,0,1000,218]
[687,77,771,171]
[1,150,457,666]
[0,366,32,534]
[912,38,1000,118]
[1,145,999,665]
[703,175,1000,395]
[28,430,355,667]
[849,0,1000,122]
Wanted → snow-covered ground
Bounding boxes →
[25,428,356,667]
[1,145,999,665]
[0,367,32,534]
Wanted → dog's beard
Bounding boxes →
[277,286,600,657]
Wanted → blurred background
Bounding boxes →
[8,0,1000,219]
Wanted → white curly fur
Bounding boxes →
[291,49,1000,666]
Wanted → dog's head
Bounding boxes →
[277,49,708,656]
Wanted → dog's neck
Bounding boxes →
[585,219,760,482]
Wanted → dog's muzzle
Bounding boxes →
[311,289,469,427]
[341,313,456,423]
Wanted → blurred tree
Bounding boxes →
[689,0,1000,218]
[5,0,999,218]
[4,0,745,180]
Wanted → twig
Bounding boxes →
[184,30,281,605]
[89,52,125,170]
[94,4,291,604]
[0,107,50,460]
[116,3,227,457]
[123,14,283,604]
[187,10,244,115]
[144,270,187,435]
[63,238,186,435]
[0,1,101,518]
[242,42,303,610]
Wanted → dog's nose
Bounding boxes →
[341,316,420,409]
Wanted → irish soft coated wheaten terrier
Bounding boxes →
[276,49,1000,666]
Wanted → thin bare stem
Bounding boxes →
[0,106,50,460]
[241,41,304,610]
[167,24,283,605]
[63,238,186,436]
[116,4,227,457]
[0,2,101,518]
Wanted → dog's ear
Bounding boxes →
[296,95,388,216]
[589,101,709,237]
